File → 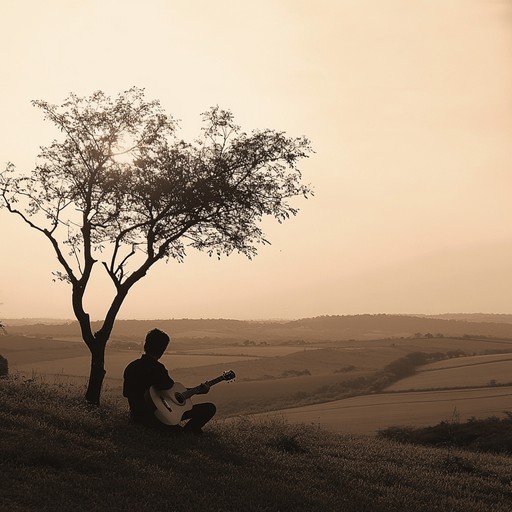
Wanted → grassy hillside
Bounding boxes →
[1,378,512,512]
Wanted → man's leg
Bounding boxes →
[182,402,216,433]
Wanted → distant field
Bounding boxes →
[182,346,321,357]
[248,349,512,433]
[255,387,512,435]
[14,353,258,380]
[6,333,512,434]
[386,354,512,391]
[413,352,512,371]
[139,346,399,384]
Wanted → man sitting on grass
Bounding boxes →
[123,328,216,435]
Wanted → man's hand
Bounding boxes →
[198,382,210,395]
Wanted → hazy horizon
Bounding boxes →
[1,0,511,320]
[4,312,512,325]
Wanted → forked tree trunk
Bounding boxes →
[78,278,133,405]
[85,342,107,405]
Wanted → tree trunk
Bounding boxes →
[85,343,107,405]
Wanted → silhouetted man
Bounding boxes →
[123,328,216,435]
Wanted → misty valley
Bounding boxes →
[2,314,512,435]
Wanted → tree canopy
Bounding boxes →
[0,87,313,403]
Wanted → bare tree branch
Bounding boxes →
[0,90,313,404]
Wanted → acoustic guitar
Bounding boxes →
[146,370,236,425]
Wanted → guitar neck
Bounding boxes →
[181,375,225,400]
[206,375,226,387]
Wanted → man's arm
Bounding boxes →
[152,360,175,390]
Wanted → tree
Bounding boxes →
[0,88,313,404]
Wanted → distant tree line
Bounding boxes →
[314,351,465,401]
[413,333,444,339]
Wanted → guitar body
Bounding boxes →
[146,370,235,426]
[147,382,193,426]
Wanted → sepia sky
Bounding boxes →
[1,0,511,320]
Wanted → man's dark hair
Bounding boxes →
[144,329,170,357]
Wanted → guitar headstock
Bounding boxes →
[222,369,236,382]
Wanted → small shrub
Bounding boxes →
[281,369,311,378]
[0,354,8,377]
[334,365,357,373]
[377,413,512,455]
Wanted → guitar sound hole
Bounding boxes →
[174,393,185,405]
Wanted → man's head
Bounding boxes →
[144,328,170,359]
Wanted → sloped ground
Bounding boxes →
[1,377,511,512]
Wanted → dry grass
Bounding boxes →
[2,377,512,512]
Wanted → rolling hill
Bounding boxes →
[6,314,512,342]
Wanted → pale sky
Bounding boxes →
[1,0,511,320]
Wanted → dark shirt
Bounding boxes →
[123,354,174,425]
